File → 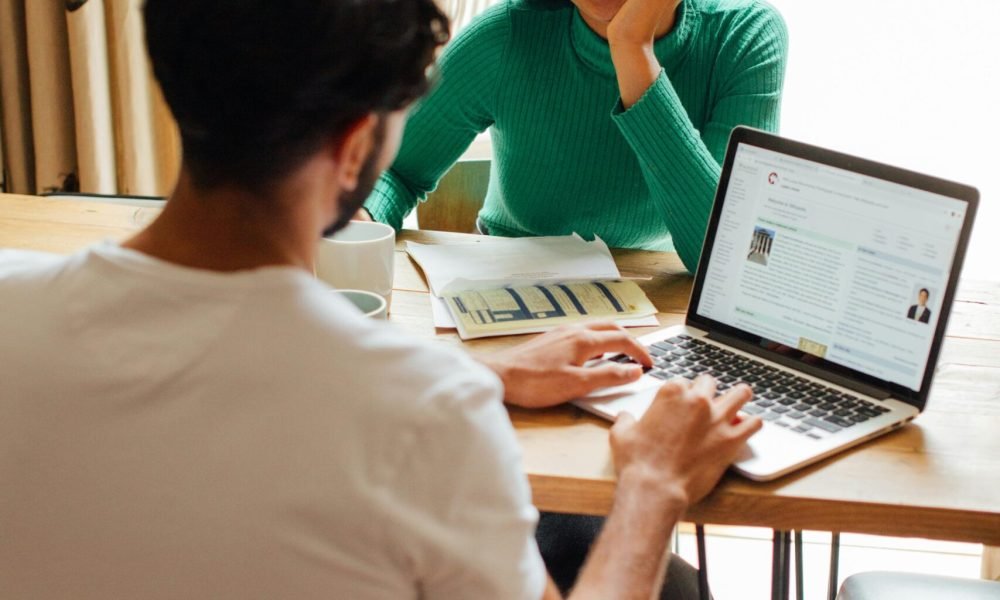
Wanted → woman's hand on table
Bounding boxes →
[477,322,653,409]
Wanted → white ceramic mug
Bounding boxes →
[333,289,388,320]
[316,221,395,306]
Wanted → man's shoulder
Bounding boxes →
[0,249,66,278]
[364,331,503,409]
[292,303,504,419]
[289,315,512,481]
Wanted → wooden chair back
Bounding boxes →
[416,159,489,233]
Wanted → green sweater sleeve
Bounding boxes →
[611,5,788,273]
[364,6,509,229]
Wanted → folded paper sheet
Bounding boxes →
[406,235,659,337]
[442,279,657,339]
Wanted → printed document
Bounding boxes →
[442,279,657,339]
[406,235,659,336]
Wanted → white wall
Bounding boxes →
[767,0,1000,279]
[438,0,499,31]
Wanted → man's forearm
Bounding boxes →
[568,468,687,599]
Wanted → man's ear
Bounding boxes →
[334,113,378,191]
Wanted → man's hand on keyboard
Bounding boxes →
[610,376,762,506]
[476,322,653,409]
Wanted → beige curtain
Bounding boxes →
[0,0,35,194]
[26,0,77,194]
[0,0,179,196]
[0,0,500,196]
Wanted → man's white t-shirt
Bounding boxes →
[0,244,546,600]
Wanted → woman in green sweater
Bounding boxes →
[364,1,788,596]
[363,0,788,273]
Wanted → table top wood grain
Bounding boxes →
[3,194,998,545]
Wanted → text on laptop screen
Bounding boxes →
[697,143,968,392]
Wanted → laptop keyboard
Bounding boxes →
[609,335,891,439]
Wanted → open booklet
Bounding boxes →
[441,279,656,339]
[406,234,660,339]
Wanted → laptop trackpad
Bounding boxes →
[577,380,662,419]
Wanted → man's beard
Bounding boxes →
[322,120,386,238]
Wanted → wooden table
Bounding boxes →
[2,194,999,551]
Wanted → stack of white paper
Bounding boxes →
[405,234,659,331]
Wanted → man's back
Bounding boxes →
[0,245,544,599]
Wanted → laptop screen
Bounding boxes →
[694,142,969,393]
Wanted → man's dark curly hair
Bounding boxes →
[144,0,449,188]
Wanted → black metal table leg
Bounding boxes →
[827,532,841,600]
[772,530,792,600]
[772,530,782,600]
[782,531,792,598]
[696,524,710,600]
[795,530,805,600]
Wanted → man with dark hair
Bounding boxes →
[0,1,759,598]
[907,288,932,323]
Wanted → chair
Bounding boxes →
[416,159,489,233]
[837,571,1000,599]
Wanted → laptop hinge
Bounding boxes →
[705,331,893,400]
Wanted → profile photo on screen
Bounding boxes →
[907,287,933,324]
[747,225,776,266]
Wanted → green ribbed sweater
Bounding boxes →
[365,0,788,272]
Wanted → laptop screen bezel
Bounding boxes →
[686,126,979,411]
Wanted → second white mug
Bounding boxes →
[332,289,388,320]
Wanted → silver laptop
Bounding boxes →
[575,127,979,481]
